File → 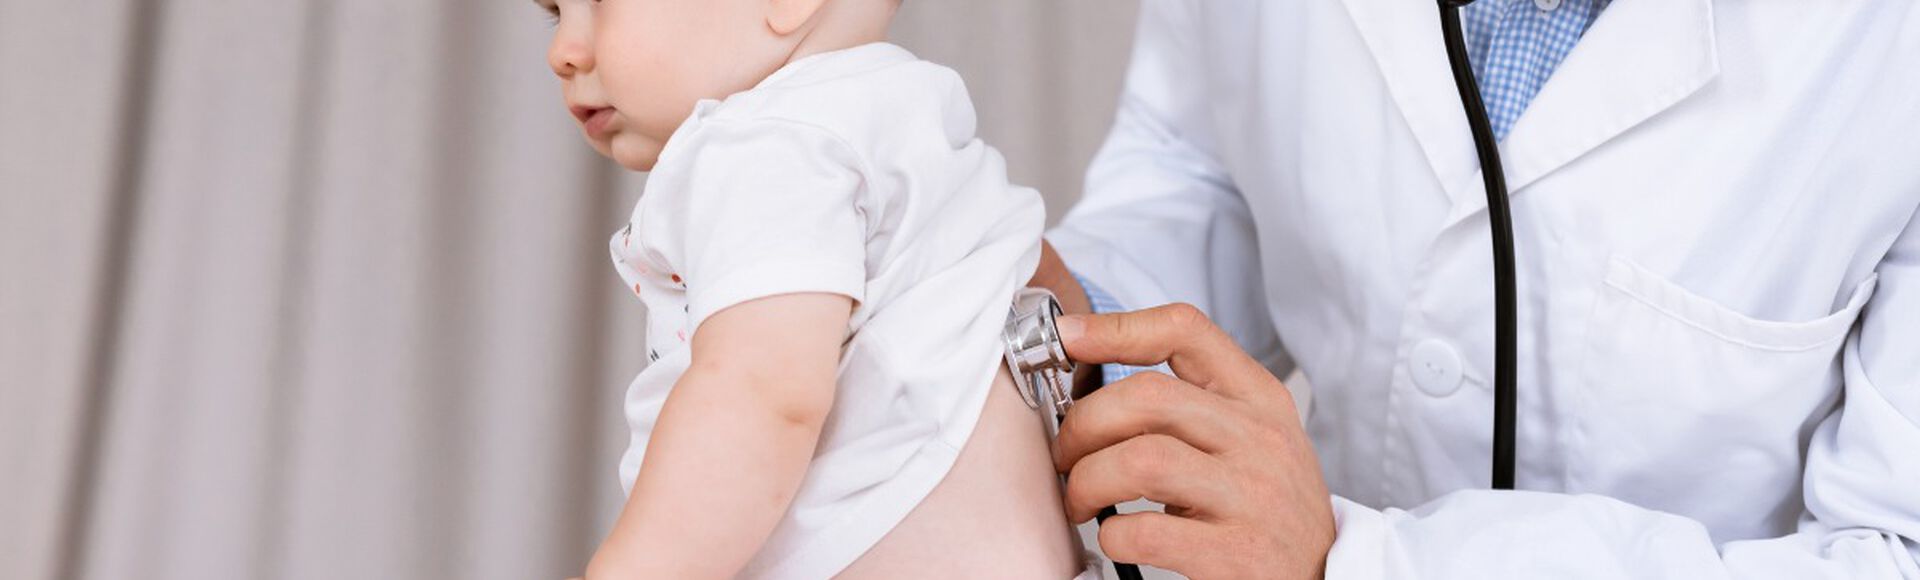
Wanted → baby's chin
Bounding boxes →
[607,132,664,172]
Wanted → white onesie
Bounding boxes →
[608,43,1045,578]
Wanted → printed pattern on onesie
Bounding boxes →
[609,221,691,364]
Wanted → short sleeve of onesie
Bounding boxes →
[668,119,869,327]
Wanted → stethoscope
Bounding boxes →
[1436,0,1521,492]
[1000,3,1520,576]
[1002,288,1147,580]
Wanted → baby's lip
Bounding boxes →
[574,106,618,140]
[569,104,610,123]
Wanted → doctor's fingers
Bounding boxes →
[1095,511,1236,579]
[1061,433,1230,523]
[1056,304,1268,399]
[1053,371,1248,470]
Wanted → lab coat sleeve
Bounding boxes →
[1046,0,1288,374]
[1326,207,1920,579]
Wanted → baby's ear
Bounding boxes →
[767,0,830,35]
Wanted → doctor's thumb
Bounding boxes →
[1054,313,1086,346]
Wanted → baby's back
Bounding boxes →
[839,365,1087,579]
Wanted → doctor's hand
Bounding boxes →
[1053,304,1335,580]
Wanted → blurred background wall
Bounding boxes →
[0,1,1139,579]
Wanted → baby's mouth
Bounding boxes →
[571,106,618,139]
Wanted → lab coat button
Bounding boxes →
[1535,0,1562,11]
[1410,339,1465,397]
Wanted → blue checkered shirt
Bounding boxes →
[1464,0,1612,140]
[1078,0,1609,384]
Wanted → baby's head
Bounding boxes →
[537,0,899,171]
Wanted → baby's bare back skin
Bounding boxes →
[837,366,1085,579]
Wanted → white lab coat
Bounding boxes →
[1047,0,1920,577]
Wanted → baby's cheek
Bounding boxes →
[593,27,663,100]
[600,52,691,131]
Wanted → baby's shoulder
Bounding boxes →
[709,49,979,157]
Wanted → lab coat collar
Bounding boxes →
[1336,0,1719,224]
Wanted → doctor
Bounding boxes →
[1028,0,1920,578]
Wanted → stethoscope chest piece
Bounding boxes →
[1002,288,1077,438]
[1002,288,1144,580]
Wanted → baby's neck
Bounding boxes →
[787,0,897,63]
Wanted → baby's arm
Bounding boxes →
[586,292,852,579]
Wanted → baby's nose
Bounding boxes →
[547,31,594,78]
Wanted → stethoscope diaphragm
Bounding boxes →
[1002,288,1077,439]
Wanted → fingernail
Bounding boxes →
[1055,315,1085,344]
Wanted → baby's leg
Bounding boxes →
[839,365,1086,579]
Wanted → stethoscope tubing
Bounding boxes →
[1436,0,1520,491]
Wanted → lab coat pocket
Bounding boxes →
[1573,256,1876,540]
[1597,258,1876,352]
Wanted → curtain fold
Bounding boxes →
[1,1,153,578]
[0,1,1136,578]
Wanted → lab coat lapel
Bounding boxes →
[1335,0,1485,208]
[1489,0,1721,201]
[1338,0,1721,224]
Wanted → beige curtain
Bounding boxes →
[0,1,1138,579]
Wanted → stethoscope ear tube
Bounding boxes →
[1435,0,1520,491]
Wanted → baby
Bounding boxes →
[536,0,1094,577]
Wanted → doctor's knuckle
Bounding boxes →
[1220,466,1259,506]
[1160,302,1210,335]
[1124,435,1181,481]
[1235,405,1283,442]
[1106,312,1148,353]
[1126,372,1180,406]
